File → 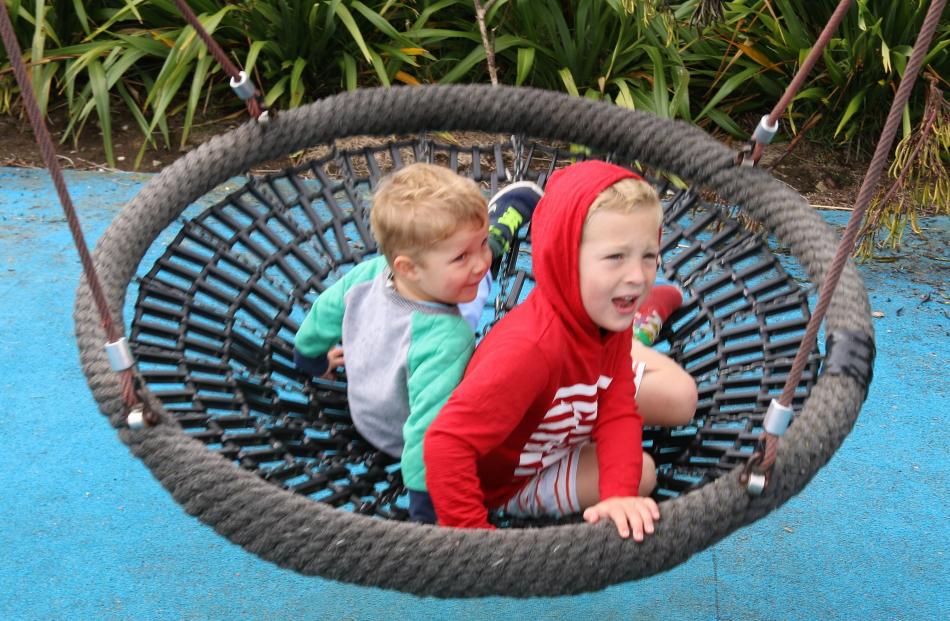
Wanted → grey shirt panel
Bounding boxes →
[341,270,461,457]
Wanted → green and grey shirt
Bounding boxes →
[293,256,476,492]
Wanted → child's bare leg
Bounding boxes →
[632,340,697,428]
[575,445,657,508]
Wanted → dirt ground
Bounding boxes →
[0,107,870,209]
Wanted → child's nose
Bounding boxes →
[475,247,492,274]
[625,262,646,285]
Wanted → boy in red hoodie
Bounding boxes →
[425,160,664,539]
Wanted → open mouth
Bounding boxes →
[612,295,639,315]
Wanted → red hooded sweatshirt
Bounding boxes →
[424,161,644,529]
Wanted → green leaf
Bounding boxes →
[375,43,421,67]
[367,50,391,87]
[821,47,844,85]
[901,103,911,140]
[614,79,636,110]
[642,45,668,118]
[774,0,809,49]
[515,47,535,86]
[115,80,155,152]
[704,108,745,138]
[792,86,828,103]
[264,75,289,107]
[413,0,466,30]
[71,0,91,35]
[244,40,268,77]
[880,40,891,74]
[671,65,690,121]
[922,39,949,66]
[105,48,147,90]
[351,1,414,48]
[439,35,524,84]
[834,89,867,139]
[113,32,172,58]
[696,65,760,121]
[333,2,373,63]
[85,0,149,42]
[558,68,579,97]
[289,57,307,108]
[87,59,114,166]
[63,41,115,85]
[341,53,358,91]
[181,54,213,148]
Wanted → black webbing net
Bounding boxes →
[129,136,820,523]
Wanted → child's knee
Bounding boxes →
[671,370,698,426]
[638,452,657,496]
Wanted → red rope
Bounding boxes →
[0,2,143,416]
[755,0,948,477]
[170,0,266,120]
[743,0,854,165]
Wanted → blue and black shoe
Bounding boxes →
[487,181,544,264]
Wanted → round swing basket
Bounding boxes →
[75,85,873,597]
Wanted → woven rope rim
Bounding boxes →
[75,85,872,598]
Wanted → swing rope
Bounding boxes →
[0,1,142,418]
[170,0,269,120]
[738,0,855,167]
[746,0,947,489]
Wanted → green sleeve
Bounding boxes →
[293,256,388,357]
[401,313,476,491]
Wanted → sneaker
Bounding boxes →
[632,284,684,346]
[487,181,544,261]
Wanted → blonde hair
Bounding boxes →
[586,177,661,221]
[370,163,488,261]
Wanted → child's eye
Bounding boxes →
[453,253,467,263]
[606,253,624,261]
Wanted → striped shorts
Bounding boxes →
[499,360,646,518]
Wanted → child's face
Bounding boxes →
[578,208,660,332]
[397,224,492,305]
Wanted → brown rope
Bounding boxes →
[755,0,947,477]
[742,0,854,165]
[0,1,142,416]
[170,0,265,119]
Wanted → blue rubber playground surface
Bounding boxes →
[1,167,947,620]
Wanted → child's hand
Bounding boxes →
[322,347,345,379]
[583,496,660,541]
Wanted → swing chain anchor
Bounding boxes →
[127,405,146,429]
[125,379,160,429]
[740,448,769,494]
[104,339,159,428]
[741,399,794,495]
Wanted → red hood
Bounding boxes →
[531,160,643,343]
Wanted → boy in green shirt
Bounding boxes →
[294,163,541,522]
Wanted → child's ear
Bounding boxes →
[392,255,420,282]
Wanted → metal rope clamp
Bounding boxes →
[105,337,134,372]
[744,399,794,495]
[736,115,780,167]
[230,71,271,123]
[229,71,256,101]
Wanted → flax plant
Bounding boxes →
[857,74,950,258]
[486,0,693,120]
